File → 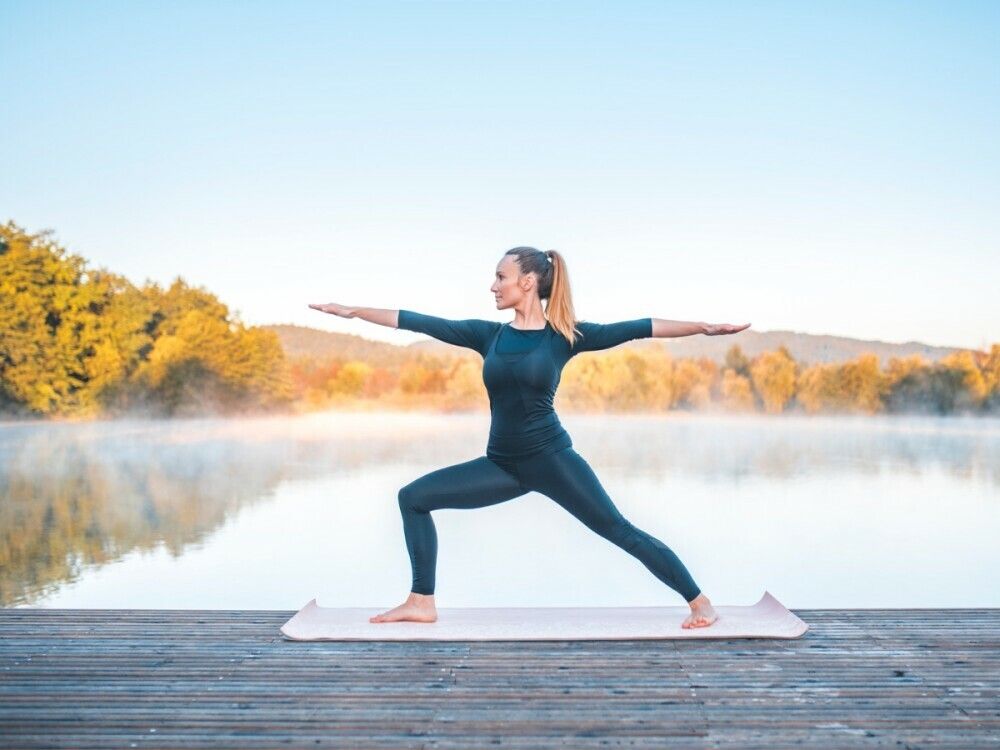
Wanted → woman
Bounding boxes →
[310,247,749,629]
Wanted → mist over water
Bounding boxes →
[2,411,997,610]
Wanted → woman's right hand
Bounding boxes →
[308,302,356,318]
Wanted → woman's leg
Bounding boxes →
[516,447,703,604]
[397,455,527,596]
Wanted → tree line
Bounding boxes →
[3,220,998,418]
[0,221,292,417]
[291,340,1000,416]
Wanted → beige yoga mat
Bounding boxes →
[279,590,807,641]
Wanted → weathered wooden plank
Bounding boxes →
[0,607,997,749]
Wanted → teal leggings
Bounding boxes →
[397,446,702,603]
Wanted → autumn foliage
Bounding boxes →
[3,220,998,419]
[1,221,293,417]
[287,340,1000,418]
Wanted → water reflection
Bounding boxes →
[2,411,997,609]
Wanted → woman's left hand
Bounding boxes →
[703,322,751,336]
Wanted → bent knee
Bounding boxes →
[398,484,413,509]
[398,483,425,512]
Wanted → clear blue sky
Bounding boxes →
[2,1,997,349]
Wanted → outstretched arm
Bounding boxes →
[308,303,399,328]
[571,318,654,354]
[308,303,497,356]
[652,318,751,338]
[569,316,752,356]
[394,309,498,355]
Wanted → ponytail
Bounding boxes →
[503,247,579,346]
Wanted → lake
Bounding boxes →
[2,410,998,610]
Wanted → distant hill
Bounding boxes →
[645,328,962,367]
[262,324,435,367]
[264,323,964,367]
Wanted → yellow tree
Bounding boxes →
[940,350,988,411]
[885,354,928,389]
[561,349,655,411]
[228,326,294,410]
[797,354,886,414]
[445,358,488,409]
[672,357,717,410]
[0,222,152,416]
[641,349,677,412]
[130,280,293,415]
[398,356,448,395]
[750,347,798,414]
[725,344,751,377]
[982,344,1000,411]
[327,361,373,397]
[1,221,293,417]
[671,360,704,409]
[838,353,887,413]
[721,368,755,412]
[796,364,833,414]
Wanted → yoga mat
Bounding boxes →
[279,590,807,641]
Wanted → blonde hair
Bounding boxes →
[504,246,579,346]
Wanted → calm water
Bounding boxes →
[2,411,998,610]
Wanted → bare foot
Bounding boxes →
[369,592,438,623]
[682,593,718,629]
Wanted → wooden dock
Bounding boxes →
[1,606,997,748]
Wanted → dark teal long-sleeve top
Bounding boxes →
[397,310,653,462]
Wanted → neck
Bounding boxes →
[511,305,547,330]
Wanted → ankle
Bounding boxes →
[408,591,435,604]
[688,593,711,609]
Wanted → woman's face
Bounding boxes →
[491,254,532,310]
